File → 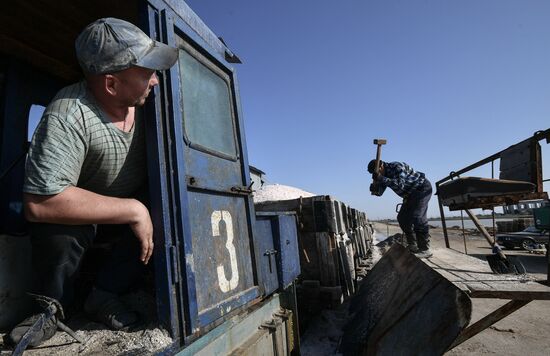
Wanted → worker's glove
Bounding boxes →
[370,183,382,196]
[372,173,384,183]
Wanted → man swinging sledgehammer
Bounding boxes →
[368,140,433,258]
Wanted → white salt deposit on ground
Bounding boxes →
[370,231,386,263]
[253,184,316,203]
[1,323,172,356]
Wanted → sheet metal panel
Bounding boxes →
[184,149,242,191]
[159,7,261,334]
[163,0,229,58]
[187,191,256,314]
[254,216,280,296]
[178,295,286,355]
[499,140,541,185]
[142,6,188,339]
[272,215,300,289]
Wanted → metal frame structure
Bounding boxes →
[432,128,550,349]
[436,128,550,249]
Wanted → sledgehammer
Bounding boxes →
[373,139,387,175]
[370,139,387,196]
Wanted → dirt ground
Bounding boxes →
[373,222,550,356]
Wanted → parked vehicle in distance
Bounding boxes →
[496,226,549,250]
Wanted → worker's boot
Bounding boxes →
[405,233,419,253]
[415,232,433,258]
[84,287,140,330]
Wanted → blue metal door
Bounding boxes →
[160,10,260,333]
[254,215,280,296]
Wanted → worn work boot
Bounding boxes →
[415,232,433,258]
[404,233,419,253]
[7,313,58,347]
[84,288,140,330]
[414,249,433,258]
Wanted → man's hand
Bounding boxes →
[370,182,383,196]
[370,177,385,196]
[370,183,378,194]
[129,202,154,265]
[372,172,384,183]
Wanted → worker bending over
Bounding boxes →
[368,160,433,258]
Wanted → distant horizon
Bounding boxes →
[374,213,534,222]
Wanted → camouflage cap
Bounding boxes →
[75,17,178,74]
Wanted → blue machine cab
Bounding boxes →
[0,1,301,354]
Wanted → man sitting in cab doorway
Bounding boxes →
[7,18,178,347]
[368,160,433,258]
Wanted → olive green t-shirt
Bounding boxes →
[24,81,147,198]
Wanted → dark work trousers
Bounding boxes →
[29,223,145,308]
[397,179,433,237]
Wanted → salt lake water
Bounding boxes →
[428,218,514,229]
[384,218,517,230]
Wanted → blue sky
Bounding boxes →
[186,0,550,219]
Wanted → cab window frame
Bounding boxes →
[175,36,240,162]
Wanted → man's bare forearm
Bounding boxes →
[25,186,154,264]
[24,186,146,225]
